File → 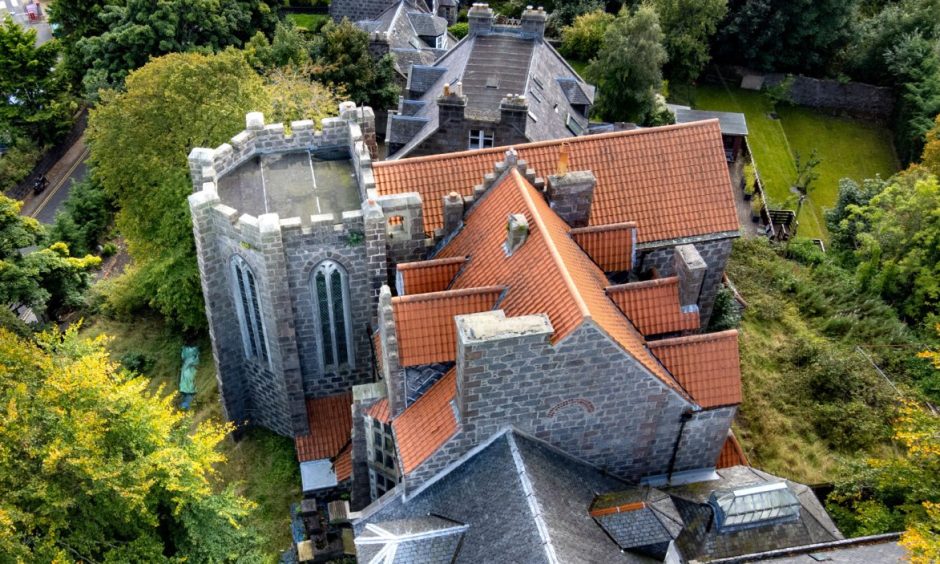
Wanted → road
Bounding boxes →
[31,149,88,223]
[2,0,52,45]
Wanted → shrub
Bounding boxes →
[0,140,41,189]
[560,10,614,61]
[743,163,756,194]
[119,351,155,374]
[45,177,115,257]
[708,285,741,331]
[449,22,469,39]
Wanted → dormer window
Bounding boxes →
[435,34,445,49]
[468,129,494,150]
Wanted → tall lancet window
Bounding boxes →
[231,255,269,363]
[312,260,354,370]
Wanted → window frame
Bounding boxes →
[367,416,399,500]
[230,255,269,364]
[468,129,494,150]
[311,260,355,372]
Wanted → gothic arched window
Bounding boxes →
[312,260,354,370]
[231,256,268,363]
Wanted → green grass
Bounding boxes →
[684,84,898,241]
[567,58,589,77]
[81,315,299,561]
[287,13,329,33]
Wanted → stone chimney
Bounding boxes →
[442,191,464,239]
[468,3,494,35]
[504,213,529,255]
[368,31,390,58]
[546,169,596,228]
[499,93,528,134]
[674,244,707,308]
[520,6,547,38]
[438,83,468,125]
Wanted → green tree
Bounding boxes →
[46,177,116,257]
[714,0,856,73]
[244,21,312,72]
[0,17,74,147]
[88,50,269,329]
[560,9,615,62]
[885,33,940,165]
[76,0,277,95]
[825,176,886,252]
[846,173,940,322]
[0,195,100,319]
[46,0,115,86]
[546,0,604,36]
[264,66,340,126]
[586,6,667,123]
[309,19,400,112]
[923,114,940,177]
[646,0,727,84]
[0,326,263,561]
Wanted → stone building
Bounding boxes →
[188,109,851,561]
[385,3,595,159]
[358,0,454,84]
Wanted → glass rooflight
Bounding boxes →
[709,482,801,533]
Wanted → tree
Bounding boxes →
[46,0,115,86]
[244,22,312,72]
[560,9,615,62]
[586,6,667,123]
[825,176,886,251]
[846,173,940,322]
[88,50,269,329]
[886,33,940,165]
[647,0,727,84]
[924,115,940,177]
[829,398,940,563]
[309,19,400,112]
[0,194,100,319]
[0,326,263,561]
[0,17,74,147]
[76,0,277,95]
[46,177,115,257]
[714,0,856,73]
[264,66,340,126]
[546,0,605,36]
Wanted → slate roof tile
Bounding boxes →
[375,120,738,242]
[607,277,700,336]
[648,330,742,408]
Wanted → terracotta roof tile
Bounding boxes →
[648,330,741,408]
[373,330,383,374]
[392,286,505,366]
[374,121,737,242]
[716,431,749,469]
[366,397,391,424]
[589,502,646,518]
[295,392,353,463]
[397,256,466,295]
[334,443,352,482]
[607,277,700,336]
[392,367,458,474]
[437,169,681,394]
[569,223,637,272]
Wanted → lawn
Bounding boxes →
[684,84,898,241]
[81,314,300,562]
[287,13,330,33]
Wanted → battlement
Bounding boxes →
[188,102,377,227]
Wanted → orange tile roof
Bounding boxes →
[392,367,458,474]
[607,277,700,336]
[366,397,391,424]
[373,330,383,374]
[648,330,741,408]
[295,392,353,462]
[397,256,466,295]
[373,120,737,243]
[437,169,681,394]
[589,502,646,518]
[334,443,352,482]
[716,431,749,469]
[569,223,637,272]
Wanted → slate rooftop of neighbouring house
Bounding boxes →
[386,4,595,158]
[357,0,453,78]
[667,104,749,137]
[354,430,844,563]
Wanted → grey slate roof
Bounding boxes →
[354,431,655,563]
[664,466,843,561]
[387,28,594,159]
[357,0,452,77]
[592,488,684,550]
[742,536,906,563]
[667,104,749,136]
[356,515,468,563]
[404,362,453,405]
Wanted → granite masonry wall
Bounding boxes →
[402,311,734,493]
[638,235,736,328]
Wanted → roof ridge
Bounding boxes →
[397,256,467,270]
[568,222,637,236]
[648,329,738,349]
[512,169,592,322]
[391,284,505,303]
[374,119,722,168]
[606,276,680,293]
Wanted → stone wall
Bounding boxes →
[402,311,733,492]
[637,235,736,328]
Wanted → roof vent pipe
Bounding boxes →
[505,213,529,256]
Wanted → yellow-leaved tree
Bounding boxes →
[0,327,262,561]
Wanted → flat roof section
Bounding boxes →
[216,151,361,220]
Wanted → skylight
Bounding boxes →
[709,482,801,533]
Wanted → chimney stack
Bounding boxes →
[546,170,595,228]
[520,6,547,38]
[674,244,707,308]
[505,213,529,256]
[468,3,494,35]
